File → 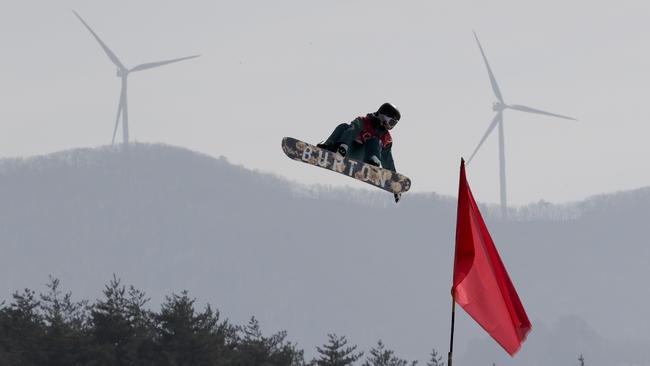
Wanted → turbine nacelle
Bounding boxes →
[492,102,506,112]
[116,68,127,77]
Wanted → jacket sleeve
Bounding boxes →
[382,143,396,172]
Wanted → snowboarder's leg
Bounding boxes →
[345,142,365,161]
[363,137,382,166]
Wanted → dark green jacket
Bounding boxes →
[339,114,396,172]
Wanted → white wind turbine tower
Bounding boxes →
[468,31,576,220]
[73,11,200,146]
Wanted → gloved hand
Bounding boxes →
[368,155,382,167]
[337,144,348,157]
[394,192,401,203]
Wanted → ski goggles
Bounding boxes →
[378,113,399,128]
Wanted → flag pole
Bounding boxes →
[449,159,460,366]
[448,294,456,366]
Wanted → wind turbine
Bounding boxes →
[468,31,576,219]
[73,10,200,146]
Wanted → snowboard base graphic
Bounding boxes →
[282,137,411,194]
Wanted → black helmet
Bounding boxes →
[376,102,401,121]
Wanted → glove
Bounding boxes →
[394,192,401,203]
[368,155,381,167]
[337,144,348,157]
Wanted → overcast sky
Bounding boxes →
[2,0,649,205]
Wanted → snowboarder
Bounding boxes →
[317,102,402,202]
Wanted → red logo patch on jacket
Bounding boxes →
[356,116,392,149]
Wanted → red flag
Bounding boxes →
[452,159,531,356]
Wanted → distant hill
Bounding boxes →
[1,143,648,366]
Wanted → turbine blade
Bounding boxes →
[73,10,126,71]
[467,112,501,164]
[508,104,576,120]
[111,91,123,145]
[473,31,504,103]
[129,55,201,72]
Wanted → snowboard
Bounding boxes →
[282,137,411,194]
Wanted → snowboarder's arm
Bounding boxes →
[382,145,400,203]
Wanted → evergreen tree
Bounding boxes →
[232,316,304,366]
[90,275,158,365]
[39,276,90,366]
[156,290,234,366]
[362,340,416,366]
[314,333,363,366]
[0,288,44,366]
[426,348,443,366]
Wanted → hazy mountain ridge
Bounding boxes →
[1,144,649,366]
[2,143,647,217]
